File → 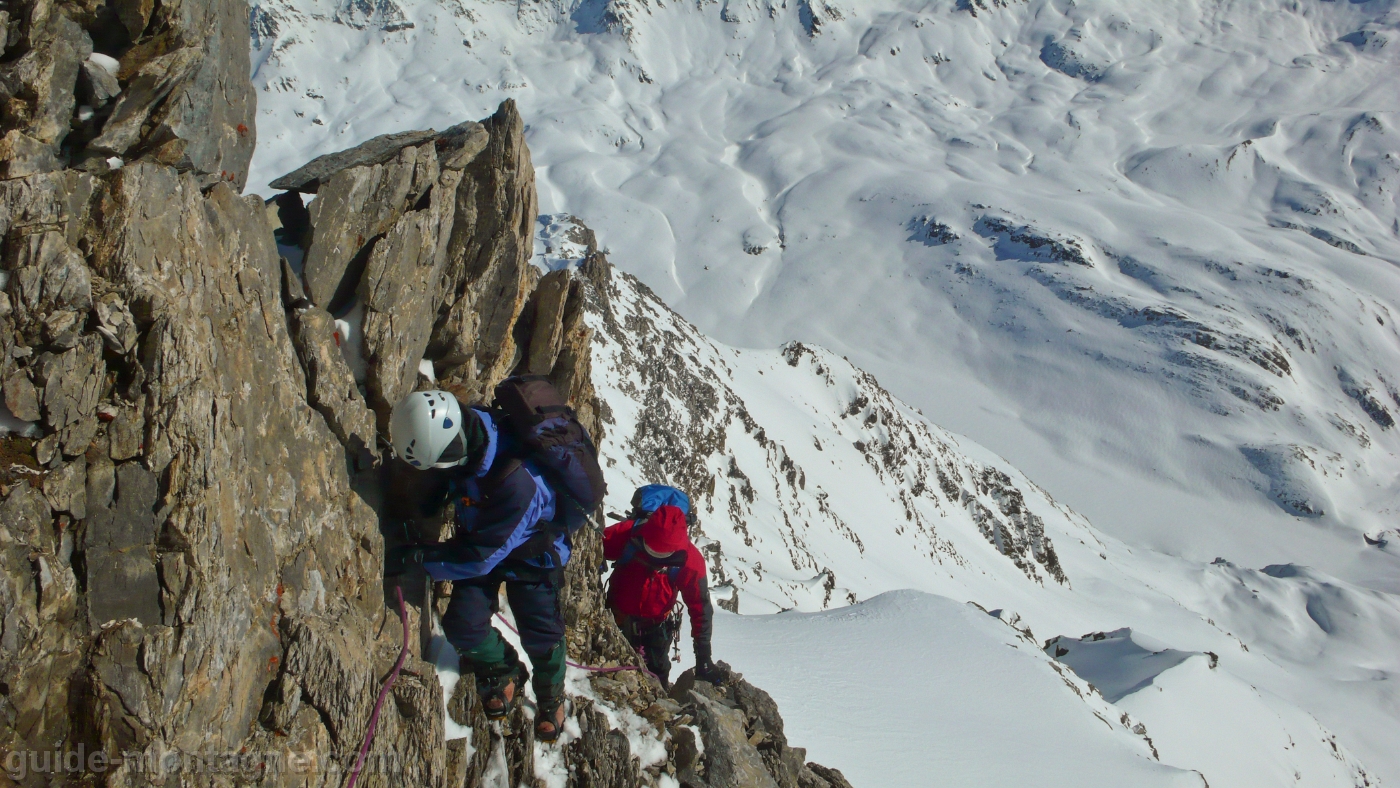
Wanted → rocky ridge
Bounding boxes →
[565,230,1071,613]
[0,0,849,783]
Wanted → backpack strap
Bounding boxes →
[479,456,522,495]
[612,541,641,575]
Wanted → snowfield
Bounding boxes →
[245,0,1400,785]
[246,0,1400,584]
[585,252,1397,787]
[717,592,1206,788]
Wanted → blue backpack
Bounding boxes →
[611,484,691,582]
[631,484,690,518]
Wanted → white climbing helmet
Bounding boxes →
[390,390,470,469]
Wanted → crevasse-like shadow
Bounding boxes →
[570,0,612,35]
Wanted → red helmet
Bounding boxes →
[639,505,690,554]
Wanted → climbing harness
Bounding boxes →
[345,586,410,788]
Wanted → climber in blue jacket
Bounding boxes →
[387,389,570,742]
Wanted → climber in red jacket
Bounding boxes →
[603,485,722,687]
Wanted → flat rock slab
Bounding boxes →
[269,121,486,193]
[85,463,161,629]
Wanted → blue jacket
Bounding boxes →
[423,409,571,581]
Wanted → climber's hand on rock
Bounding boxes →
[695,658,727,684]
[384,545,425,577]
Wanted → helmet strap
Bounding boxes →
[463,410,489,469]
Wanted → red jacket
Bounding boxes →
[603,509,713,648]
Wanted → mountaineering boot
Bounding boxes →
[479,662,528,720]
[534,692,567,743]
[460,633,528,720]
[531,641,568,742]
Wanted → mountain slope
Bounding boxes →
[245,0,1400,591]
[565,235,1396,787]
[584,235,1074,612]
[239,0,1400,784]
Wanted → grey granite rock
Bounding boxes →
[270,129,439,193]
[88,47,204,158]
[3,366,41,421]
[359,168,460,424]
[8,230,92,338]
[84,463,160,629]
[78,55,121,106]
[292,305,377,455]
[689,688,781,788]
[298,143,437,310]
[0,130,60,178]
[438,120,490,170]
[799,763,856,788]
[269,120,487,193]
[34,335,104,455]
[107,403,143,460]
[0,9,85,148]
[525,268,572,375]
[438,100,538,393]
[92,292,138,354]
[143,0,258,187]
[42,457,85,518]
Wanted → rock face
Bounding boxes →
[669,666,855,788]
[276,104,533,426]
[0,0,254,186]
[0,0,847,783]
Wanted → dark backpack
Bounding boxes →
[492,375,607,532]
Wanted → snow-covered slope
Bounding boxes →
[584,237,1074,612]
[241,0,1400,784]
[246,0,1400,590]
[574,239,1396,788]
[719,592,1205,788]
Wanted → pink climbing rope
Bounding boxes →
[345,585,410,788]
[493,612,658,679]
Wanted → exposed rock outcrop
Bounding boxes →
[272,103,534,427]
[0,0,255,186]
[0,0,847,781]
[669,666,855,788]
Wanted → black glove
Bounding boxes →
[694,658,727,684]
[384,544,426,577]
[694,640,726,683]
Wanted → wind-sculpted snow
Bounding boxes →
[1044,628,1199,703]
[1045,624,1377,788]
[242,0,1400,783]
[245,0,1400,584]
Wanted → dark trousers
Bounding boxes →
[443,575,566,696]
[615,612,675,685]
